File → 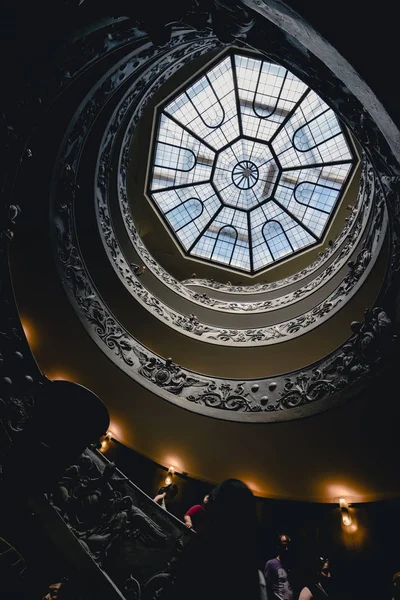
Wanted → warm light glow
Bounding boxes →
[21,318,36,348]
[107,421,123,441]
[322,481,367,503]
[341,512,352,527]
[346,522,358,534]
[168,466,175,474]
[339,497,348,509]
[49,372,71,381]
[163,455,184,473]
[241,480,263,496]
[106,430,113,440]
[165,476,172,485]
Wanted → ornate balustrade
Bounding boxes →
[47,447,191,600]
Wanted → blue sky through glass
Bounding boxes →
[148,52,357,274]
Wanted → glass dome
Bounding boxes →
[147,51,356,274]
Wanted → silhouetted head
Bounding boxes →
[277,533,292,566]
[208,479,257,543]
[204,479,260,599]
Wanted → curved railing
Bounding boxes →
[46,19,396,420]
[1,0,399,426]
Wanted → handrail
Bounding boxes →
[46,446,192,599]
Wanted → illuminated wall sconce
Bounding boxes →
[339,497,352,526]
[165,466,175,486]
[99,431,113,452]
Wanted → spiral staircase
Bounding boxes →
[1,0,400,597]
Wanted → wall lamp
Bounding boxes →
[165,466,175,485]
[338,497,352,526]
[100,431,113,451]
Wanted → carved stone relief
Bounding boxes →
[48,447,191,598]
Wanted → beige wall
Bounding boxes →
[10,225,395,503]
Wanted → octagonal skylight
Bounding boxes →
[146,51,357,274]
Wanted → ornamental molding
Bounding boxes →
[88,44,381,344]
[47,447,191,598]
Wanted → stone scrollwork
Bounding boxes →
[351,307,395,364]
[58,34,377,346]
[323,307,395,381]
[277,370,340,411]
[209,0,256,42]
[134,353,206,395]
[187,381,262,412]
[0,207,43,467]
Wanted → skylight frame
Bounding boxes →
[145,48,357,276]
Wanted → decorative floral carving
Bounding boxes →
[5,395,36,433]
[277,371,339,410]
[188,381,261,412]
[134,354,205,395]
[351,307,395,364]
[48,448,190,596]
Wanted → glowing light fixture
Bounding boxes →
[338,497,352,527]
[164,466,175,486]
[99,431,113,452]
